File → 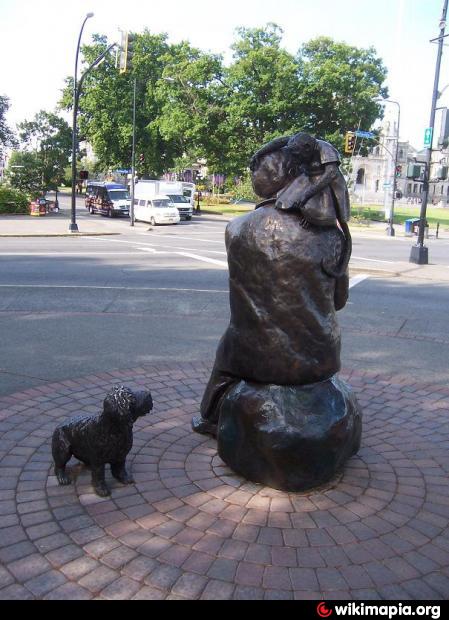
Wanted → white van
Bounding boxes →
[133,194,180,225]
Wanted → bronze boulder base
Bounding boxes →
[216,376,362,492]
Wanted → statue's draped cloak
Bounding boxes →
[200,206,347,422]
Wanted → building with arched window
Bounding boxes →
[347,110,449,208]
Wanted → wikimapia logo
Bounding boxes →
[316,603,441,620]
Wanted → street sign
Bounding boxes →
[116,169,131,174]
[355,130,375,139]
[424,127,433,148]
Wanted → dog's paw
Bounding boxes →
[55,468,72,486]
[94,484,111,498]
[114,472,135,485]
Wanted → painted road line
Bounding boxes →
[349,274,370,289]
[0,252,150,257]
[175,252,228,268]
[85,236,227,263]
[155,234,224,244]
[351,256,396,264]
[0,284,228,293]
[85,237,156,247]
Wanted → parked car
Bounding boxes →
[133,194,180,225]
[85,182,131,217]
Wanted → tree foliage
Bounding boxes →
[0,95,17,157]
[155,42,229,174]
[61,32,178,177]
[5,151,44,197]
[296,37,388,153]
[18,110,72,189]
[60,25,388,179]
[223,24,304,174]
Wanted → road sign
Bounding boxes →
[116,169,131,174]
[355,130,375,139]
[424,127,433,148]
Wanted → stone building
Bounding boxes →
[349,111,449,209]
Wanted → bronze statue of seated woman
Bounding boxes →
[193,132,362,491]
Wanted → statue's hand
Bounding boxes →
[275,198,302,211]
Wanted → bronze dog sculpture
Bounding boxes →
[52,386,153,497]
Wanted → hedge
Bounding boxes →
[0,186,30,214]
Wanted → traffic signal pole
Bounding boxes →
[387,100,401,238]
[130,77,137,227]
[410,0,448,264]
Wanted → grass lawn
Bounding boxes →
[201,201,449,228]
[351,204,449,227]
[199,202,255,217]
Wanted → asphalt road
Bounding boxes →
[1,207,449,396]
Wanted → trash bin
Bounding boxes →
[404,219,414,236]
[411,218,429,238]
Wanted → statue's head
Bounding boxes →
[285,132,317,162]
[251,149,292,199]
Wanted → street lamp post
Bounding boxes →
[385,100,400,237]
[376,98,401,236]
[410,0,448,264]
[130,77,137,227]
[70,12,94,233]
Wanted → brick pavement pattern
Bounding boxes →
[0,362,448,600]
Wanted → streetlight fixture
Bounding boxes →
[376,98,401,237]
[70,12,94,233]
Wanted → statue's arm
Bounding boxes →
[297,163,339,205]
[249,136,291,170]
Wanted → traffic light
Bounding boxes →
[139,153,145,166]
[344,132,356,154]
[395,165,402,177]
[119,31,136,74]
[407,164,424,179]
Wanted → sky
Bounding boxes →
[0,0,448,149]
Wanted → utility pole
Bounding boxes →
[410,0,448,264]
[70,12,94,233]
[130,78,137,227]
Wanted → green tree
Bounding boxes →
[223,24,304,175]
[5,151,44,197]
[59,26,388,180]
[155,42,229,175]
[18,110,72,189]
[60,32,180,177]
[296,37,388,152]
[0,95,17,158]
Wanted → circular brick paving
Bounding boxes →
[0,363,448,600]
